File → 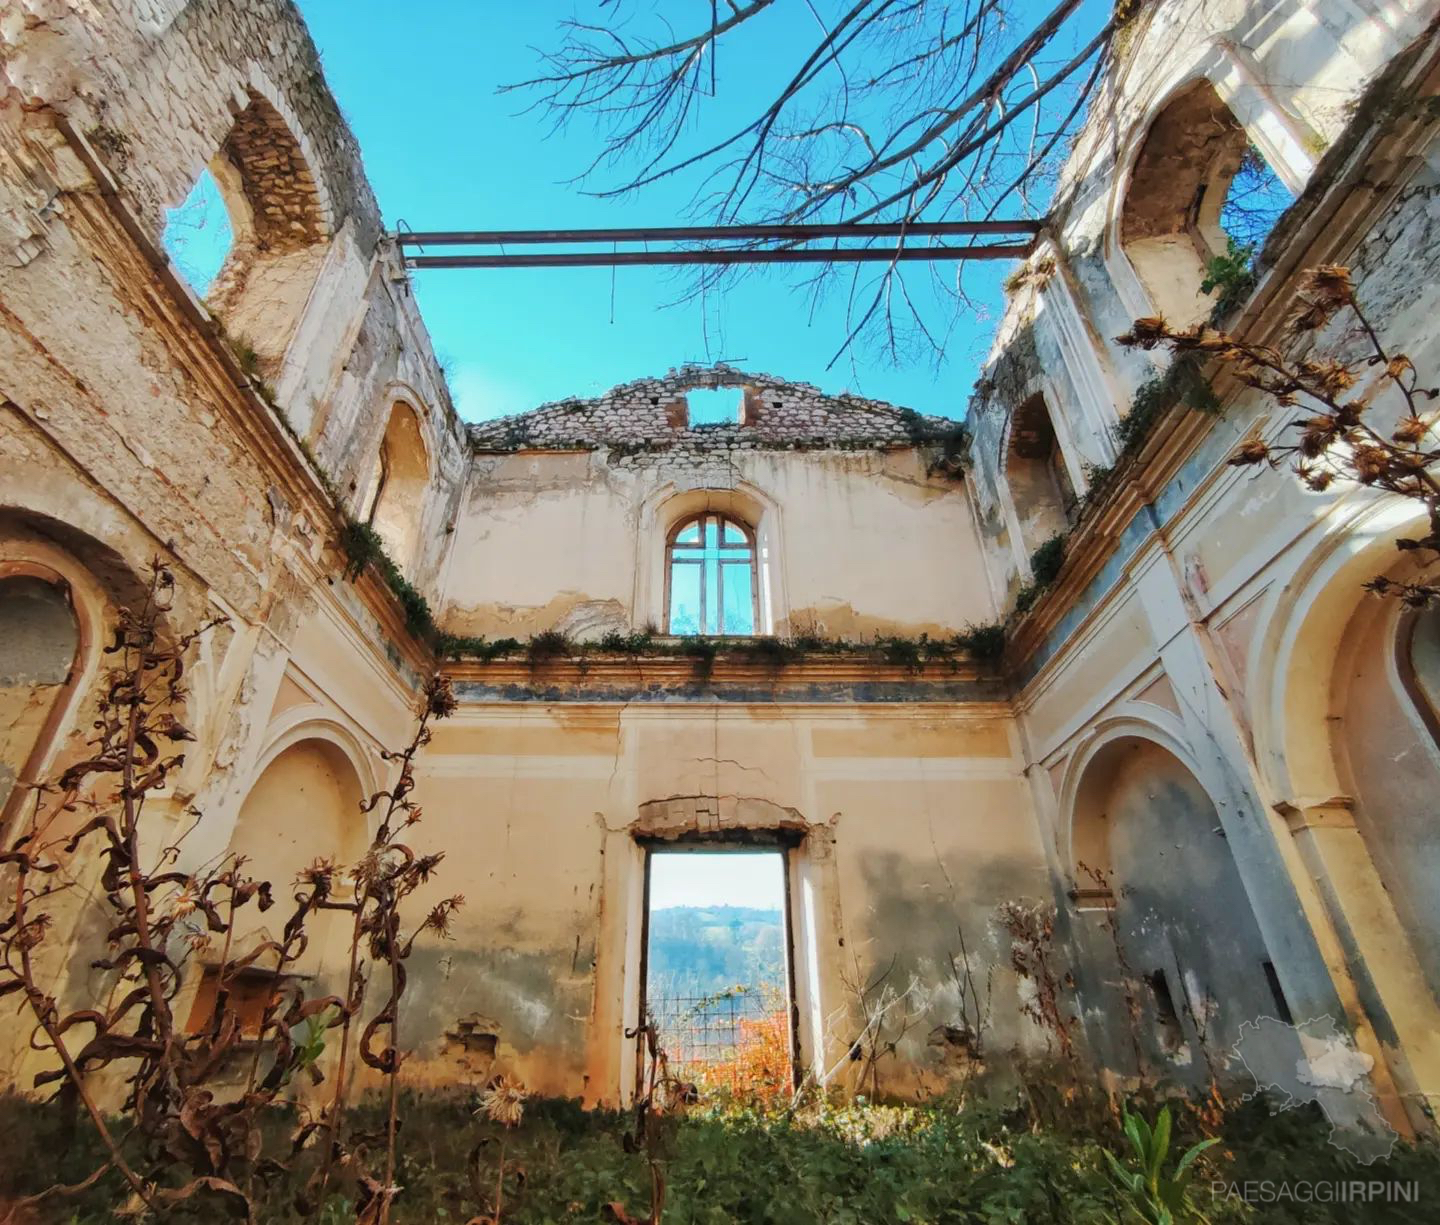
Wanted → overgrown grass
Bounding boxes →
[3,1088,1435,1224]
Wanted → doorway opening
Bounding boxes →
[641,845,795,1104]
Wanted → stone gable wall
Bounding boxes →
[468,363,965,452]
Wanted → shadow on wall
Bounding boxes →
[399,941,595,1099]
[854,849,1049,1094]
[1067,739,1291,1082]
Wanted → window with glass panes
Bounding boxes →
[666,514,758,635]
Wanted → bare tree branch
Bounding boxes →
[508,0,1127,367]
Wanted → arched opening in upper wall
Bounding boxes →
[1120,79,1291,326]
[1004,393,1074,564]
[163,90,332,377]
[360,400,431,576]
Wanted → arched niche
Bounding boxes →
[1067,735,1283,1070]
[0,570,80,821]
[0,514,144,837]
[1329,597,1440,998]
[226,737,366,973]
[361,400,432,575]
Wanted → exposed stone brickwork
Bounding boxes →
[0,0,379,250]
[468,363,965,453]
[222,91,329,250]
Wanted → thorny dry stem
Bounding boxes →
[1118,265,1440,607]
[0,560,462,1225]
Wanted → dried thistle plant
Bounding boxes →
[305,672,463,1225]
[477,1074,528,1129]
[1118,266,1440,606]
[466,1074,529,1225]
[0,561,462,1225]
[0,561,345,1220]
[995,899,1078,1065]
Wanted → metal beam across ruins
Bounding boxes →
[395,220,1042,269]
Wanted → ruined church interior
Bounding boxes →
[3,0,1440,1220]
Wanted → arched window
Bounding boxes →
[666,514,758,636]
[1005,393,1075,559]
[162,91,331,377]
[1120,80,1291,325]
[0,573,80,822]
[361,401,430,574]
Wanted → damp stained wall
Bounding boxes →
[443,447,995,641]
[402,701,1052,1104]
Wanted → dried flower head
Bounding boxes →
[1392,416,1429,445]
[477,1074,527,1128]
[1227,439,1271,466]
[168,882,199,919]
[425,675,458,720]
[1351,444,1391,484]
[1304,265,1353,304]
[1115,316,1170,348]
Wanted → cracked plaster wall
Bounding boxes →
[977,0,1440,1130]
[402,704,1050,1104]
[443,446,994,641]
[5,0,1440,1118]
[0,0,466,1082]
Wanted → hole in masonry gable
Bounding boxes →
[686,386,745,426]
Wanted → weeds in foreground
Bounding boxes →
[1103,1104,1220,1224]
[0,561,460,1224]
[3,1086,1437,1224]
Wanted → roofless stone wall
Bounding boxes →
[468,363,966,453]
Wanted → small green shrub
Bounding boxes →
[740,636,803,668]
[878,635,926,672]
[682,636,718,679]
[435,634,522,661]
[1029,533,1068,588]
[956,621,1007,661]
[597,629,655,655]
[1201,236,1258,317]
[339,518,437,640]
[1114,355,1220,457]
[1103,1103,1219,1224]
[339,518,386,581]
[527,629,572,663]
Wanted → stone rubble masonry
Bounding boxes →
[0,0,379,252]
[467,362,967,454]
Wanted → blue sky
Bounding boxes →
[283,0,1060,422]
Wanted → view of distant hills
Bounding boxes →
[647,905,785,1000]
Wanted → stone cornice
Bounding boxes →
[443,655,1005,704]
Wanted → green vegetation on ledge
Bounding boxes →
[340,518,437,641]
[436,622,1008,671]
